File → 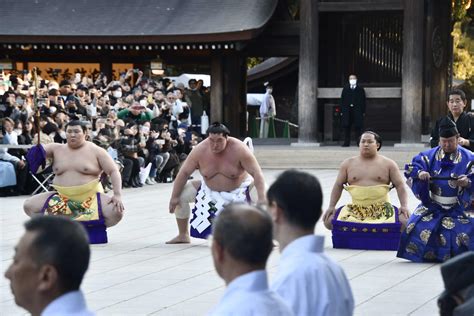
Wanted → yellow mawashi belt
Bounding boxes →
[46,179,104,221]
[336,184,396,224]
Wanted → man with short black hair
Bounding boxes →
[209,203,293,316]
[23,120,124,244]
[340,74,366,147]
[323,131,410,239]
[166,122,266,244]
[4,216,95,315]
[430,88,474,151]
[267,170,354,316]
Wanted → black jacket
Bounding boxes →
[430,112,474,151]
[340,84,366,128]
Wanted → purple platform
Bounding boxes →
[331,205,401,250]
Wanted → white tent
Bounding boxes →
[165,74,211,88]
[246,93,265,107]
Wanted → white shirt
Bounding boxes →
[172,99,185,117]
[209,270,293,316]
[272,235,354,316]
[0,130,20,163]
[259,92,276,117]
[41,290,95,316]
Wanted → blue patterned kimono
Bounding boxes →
[397,146,474,262]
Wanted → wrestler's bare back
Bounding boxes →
[46,142,102,187]
[344,155,395,186]
[192,137,249,192]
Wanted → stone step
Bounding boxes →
[253,145,424,169]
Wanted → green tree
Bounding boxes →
[247,57,264,70]
[452,1,474,97]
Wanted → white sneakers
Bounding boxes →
[145,177,157,185]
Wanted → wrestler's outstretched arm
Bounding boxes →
[239,144,266,204]
[96,145,124,213]
[388,159,410,219]
[169,146,200,213]
[322,159,349,229]
[43,143,60,159]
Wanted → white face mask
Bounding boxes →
[112,91,122,98]
[349,79,357,86]
[267,88,273,94]
[49,106,57,114]
[139,99,148,107]
[15,129,22,135]
[141,126,150,133]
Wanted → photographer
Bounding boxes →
[156,124,181,183]
[65,95,87,117]
[145,127,169,184]
[117,121,144,188]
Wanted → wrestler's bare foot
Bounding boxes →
[166,234,191,244]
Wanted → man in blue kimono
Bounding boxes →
[398,118,474,262]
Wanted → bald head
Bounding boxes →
[212,204,273,266]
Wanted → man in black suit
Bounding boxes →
[340,74,366,147]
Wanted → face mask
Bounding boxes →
[60,131,67,139]
[112,91,122,98]
[349,79,357,86]
[15,129,22,134]
[49,106,57,114]
[267,88,273,94]
[141,126,150,133]
[139,99,148,107]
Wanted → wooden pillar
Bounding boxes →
[238,57,248,137]
[222,54,244,137]
[99,58,113,81]
[210,55,224,123]
[297,0,319,143]
[423,0,452,134]
[401,0,424,143]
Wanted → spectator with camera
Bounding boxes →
[145,127,169,185]
[117,121,144,188]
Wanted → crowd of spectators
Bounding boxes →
[0,68,210,196]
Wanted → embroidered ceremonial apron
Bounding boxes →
[190,177,252,239]
[332,185,401,250]
[40,179,108,244]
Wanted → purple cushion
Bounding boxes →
[332,205,402,250]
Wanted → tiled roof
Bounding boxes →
[0,0,278,43]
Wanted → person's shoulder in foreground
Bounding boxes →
[267,169,354,316]
[208,203,293,316]
[4,216,95,316]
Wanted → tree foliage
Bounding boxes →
[452,0,474,97]
[247,57,264,70]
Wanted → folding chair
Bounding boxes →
[243,137,254,153]
[30,165,54,195]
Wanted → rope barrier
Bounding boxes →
[254,117,299,128]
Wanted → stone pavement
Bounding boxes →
[1,169,442,316]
